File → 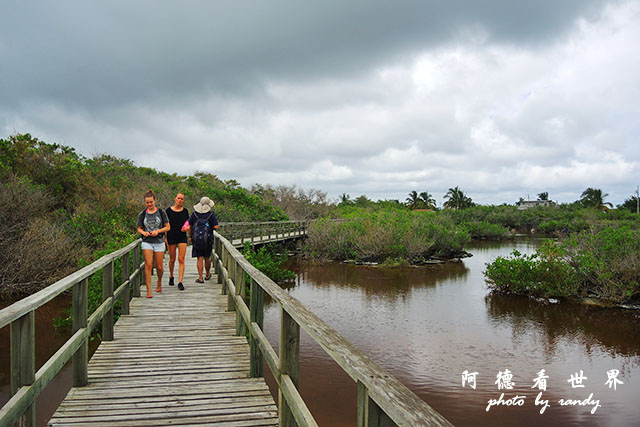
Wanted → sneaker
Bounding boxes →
[169,277,175,286]
[178,282,185,291]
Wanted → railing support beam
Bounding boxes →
[279,308,300,427]
[121,252,131,315]
[10,311,35,427]
[102,261,114,341]
[249,279,264,377]
[72,278,88,387]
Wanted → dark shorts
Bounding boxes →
[167,235,188,245]
[192,244,213,258]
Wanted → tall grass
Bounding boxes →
[305,210,470,263]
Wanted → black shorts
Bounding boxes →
[192,244,213,258]
[167,235,188,245]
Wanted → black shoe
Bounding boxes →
[169,277,175,286]
[178,282,185,291]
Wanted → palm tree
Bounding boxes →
[406,191,420,209]
[419,191,436,210]
[537,192,549,201]
[580,188,613,210]
[443,186,473,209]
[339,193,352,205]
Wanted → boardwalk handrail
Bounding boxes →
[218,220,307,246]
[213,231,453,427]
[0,239,143,427]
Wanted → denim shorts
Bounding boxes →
[141,241,166,252]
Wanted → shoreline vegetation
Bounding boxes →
[2,133,639,307]
[485,225,640,306]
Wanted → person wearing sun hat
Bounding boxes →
[187,196,219,283]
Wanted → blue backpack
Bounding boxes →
[192,213,213,249]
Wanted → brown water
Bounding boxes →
[262,238,640,426]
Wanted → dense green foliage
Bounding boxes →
[305,208,470,263]
[618,195,640,213]
[0,133,287,298]
[242,242,295,283]
[485,225,640,304]
[440,204,637,235]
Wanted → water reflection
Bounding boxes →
[289,260,469,295]
[486,294,640,359]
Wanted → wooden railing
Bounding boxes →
[0,239,143,427]
[218,220,307,245]
[212,231,453,427]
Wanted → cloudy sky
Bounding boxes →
[1,1,639,205]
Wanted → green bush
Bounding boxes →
[484,245,580,298]
[565,226,640,303]
[243,242,295,283]
[461,220,509,239]
[485,226,640,304]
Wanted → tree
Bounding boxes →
[354,195,373,207]
[443,186,474,209]
[339,193,352,206]
[419,190,436,210]
[618,195,640,213]
[580,188,613,210]
[537,192,549,201]
[405,190,420,209]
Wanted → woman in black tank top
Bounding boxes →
[165,193,189,290]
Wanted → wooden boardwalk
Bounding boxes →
[48,249,278,426]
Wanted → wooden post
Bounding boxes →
[279,308,300,427]
[72,278,88,387]
[121,252,131,315]
[102,261,114,341]
[235,260,246,336]
[215,238,222,284]
[227,259,235,311]
[357,380,396,427]
[10,311,35,426]
[249,279,264,377]
[221,246,228,295]
[132,245,141,298]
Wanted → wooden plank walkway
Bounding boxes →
[48,248,278,426]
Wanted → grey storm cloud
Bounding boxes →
[2,0,605,106]
[1,0,638,205]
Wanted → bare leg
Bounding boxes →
[177,243,187,283]
[204,257,212,279]
[154,251,164,291]
[197,257,204,281]
[168,244,177,278]
[143,249,154,297]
